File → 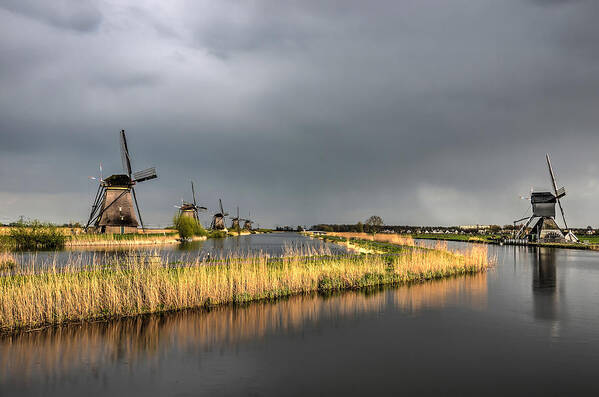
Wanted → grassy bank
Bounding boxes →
[410,233,496,243]
[68,232,180,247]
[0,244,489,333]
[412,233,599,250]
[577,235,599,244]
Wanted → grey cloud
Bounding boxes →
[93,72,162,90]
[0,0,102,32]
[2,1,599,228]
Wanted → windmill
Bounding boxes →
[230,206,241,231]
[85,130,157,234]
[210,199,229,230]
[174,181,207,222]
[242,211,254,231]
[514,154,577,243]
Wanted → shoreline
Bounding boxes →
[411,234,599,251]
[308,231,599,251]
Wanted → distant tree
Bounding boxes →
[489,225,501,233]
[356,221,364,233]
[365,216,384,236]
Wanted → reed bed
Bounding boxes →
[67,233,179,247]
[0,244,490,333]
[0,251,17,271]
[323,232,416,246]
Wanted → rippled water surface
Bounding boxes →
[2,237,599,396]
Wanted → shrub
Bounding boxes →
[173,214,207,239]
[8,220,66,250]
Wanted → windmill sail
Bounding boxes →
[133,167,157,182]
[120,130,132,176]
[546,153,571,233]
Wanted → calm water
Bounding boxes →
[10,232,347,268]
[2,238,599,396]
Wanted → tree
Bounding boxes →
[365,216,383,236]
[489,225,502,233]
[356,221,364,233]
[173,213,206,239]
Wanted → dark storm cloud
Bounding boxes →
[0,0,102,32]
[2,0,599,228]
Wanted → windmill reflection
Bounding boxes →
[532,248,559,324]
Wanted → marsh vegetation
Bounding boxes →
[0,239,489,333]
[4,220,66,250]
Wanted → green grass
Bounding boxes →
[577,235,599,244]
[207,230,227,238]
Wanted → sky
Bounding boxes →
[1,0,599,228]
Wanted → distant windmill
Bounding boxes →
[242,211,254,231]
[210,199,229,230]
[85,130,157,234]
[514,154,577,243]
[230,206,241,231]
[174,181,207,222]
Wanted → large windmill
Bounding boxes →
[85,130,157,234]
[175,181,207,222]
[210,199,229,230]
[514,154,578,243]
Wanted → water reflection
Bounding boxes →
[532,248,559,322]
[0,273,487,383]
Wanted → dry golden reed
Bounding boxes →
[0,251,16,270]
[0,245,489,333]
[327,232,416,246]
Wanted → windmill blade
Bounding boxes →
[84,184,104,231]
[546,154,560,196]
[546,153,569,230]
[131,187,145,232]
[219,199,224,215]
[514,216,531,224]
[198,206,208,211]
[120,130,133,176]
[191,181,197,206]
[133,167,157,183]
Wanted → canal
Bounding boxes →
[1,237,599,396]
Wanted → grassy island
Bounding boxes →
[0,235,489,334]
